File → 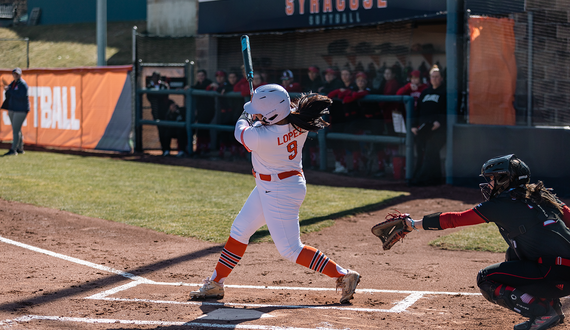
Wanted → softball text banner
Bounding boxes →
[197,0,524,34]
[0,66,132,152]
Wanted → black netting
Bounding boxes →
[514,6,570,127]
[467,1,570,127]
[216,22,446,91]
[135,34,195,64]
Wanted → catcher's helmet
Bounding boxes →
[243,84,291,125]
[479,154,530,200]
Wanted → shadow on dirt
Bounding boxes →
[0,243,223,313]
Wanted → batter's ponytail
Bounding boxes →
[288,93,331,132]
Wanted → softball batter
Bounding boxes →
[190,84,361,304]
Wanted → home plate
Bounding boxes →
[197,308,273,321]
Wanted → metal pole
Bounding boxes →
[135,60,143,152]
[319,121,328,171]
[96,0,107,66]
[132,26,137,64]
[131,26,137,153]
[527,11,533,127]
[25,37,29,68]
[186,89,194,155]
[404,96,414,181]
[445,0,463,185]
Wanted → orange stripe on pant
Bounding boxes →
[295,245,344,278]
[212,236,248,283]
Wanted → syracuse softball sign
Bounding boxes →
[0,66,132,152]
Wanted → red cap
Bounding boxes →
[308,66,319,73]
[215,70,226,77]
[355,71,367,79]
[410,70,421,78]
[324,68,336,75]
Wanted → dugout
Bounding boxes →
[190,0,570,195]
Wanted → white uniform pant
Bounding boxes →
[230,175,306,262]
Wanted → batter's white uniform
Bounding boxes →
[231,118,308,261]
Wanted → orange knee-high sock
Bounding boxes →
[295,245,347,278]
[211,236,248,283]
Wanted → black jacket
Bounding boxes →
[413,83,446,129]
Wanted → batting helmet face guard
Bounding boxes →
[243,84,291,125]
[479,154,531,200]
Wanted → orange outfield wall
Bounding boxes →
[0,66,132,152]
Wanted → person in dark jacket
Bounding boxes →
[164,100,188,158]
[146,71,171,156]
[303,66,324,93]
[404,155,570,330]
[318,68,343,95]
[192,69,215,157]
[409,65,447,186]
[2,68,30,156]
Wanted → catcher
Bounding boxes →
[372,154,570,330]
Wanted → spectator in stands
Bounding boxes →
[371,66,401,175]
[227,71,238,89]
[301,66,324,169]
[233,65,249,96]
[280,70,302,93]
[409,65,447,187]
[164,100,188,158]
[318,67,343,95]
[2,67,29,156]
[375,66,400,135]
[396,70,428,109]
[327,68,357,174]
[207,70,237,159]
[303,66,323,93]
[392,70,429,177]
[237,72,266,97]
[226,70,247,159]
[192,69,215,157]
[146,71,171,156]
[342,71,373,174]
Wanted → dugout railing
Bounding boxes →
[135,88,414,180]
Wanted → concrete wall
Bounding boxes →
[147,0,197,37]
[451,124,570,196]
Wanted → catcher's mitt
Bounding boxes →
[371,211,412,250]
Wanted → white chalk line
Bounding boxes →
[1,234,483,323]
[0,235,153,283]
[0,315,332,330]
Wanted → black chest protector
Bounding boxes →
[474,192,570,261]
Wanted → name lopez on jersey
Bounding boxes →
[277,130,304,145]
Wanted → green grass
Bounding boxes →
[0,22,141,68]
[0,21,195,69]
[0,150,406,243]
[429,222,508,253]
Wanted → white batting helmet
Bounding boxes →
[243,84,291,125]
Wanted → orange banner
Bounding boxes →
[0,66,132,151]
[468,17,517,125]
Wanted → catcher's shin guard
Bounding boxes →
[477,275,549,318]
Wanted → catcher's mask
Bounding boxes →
[479,154,530,200]
[243,84,291,125]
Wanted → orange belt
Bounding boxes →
[252,169,303,182]
[538,256,570,267]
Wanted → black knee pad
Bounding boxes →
[477,271,499,304]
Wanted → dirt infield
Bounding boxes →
[0,150,567,330]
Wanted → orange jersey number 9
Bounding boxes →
[287,140,298,160]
